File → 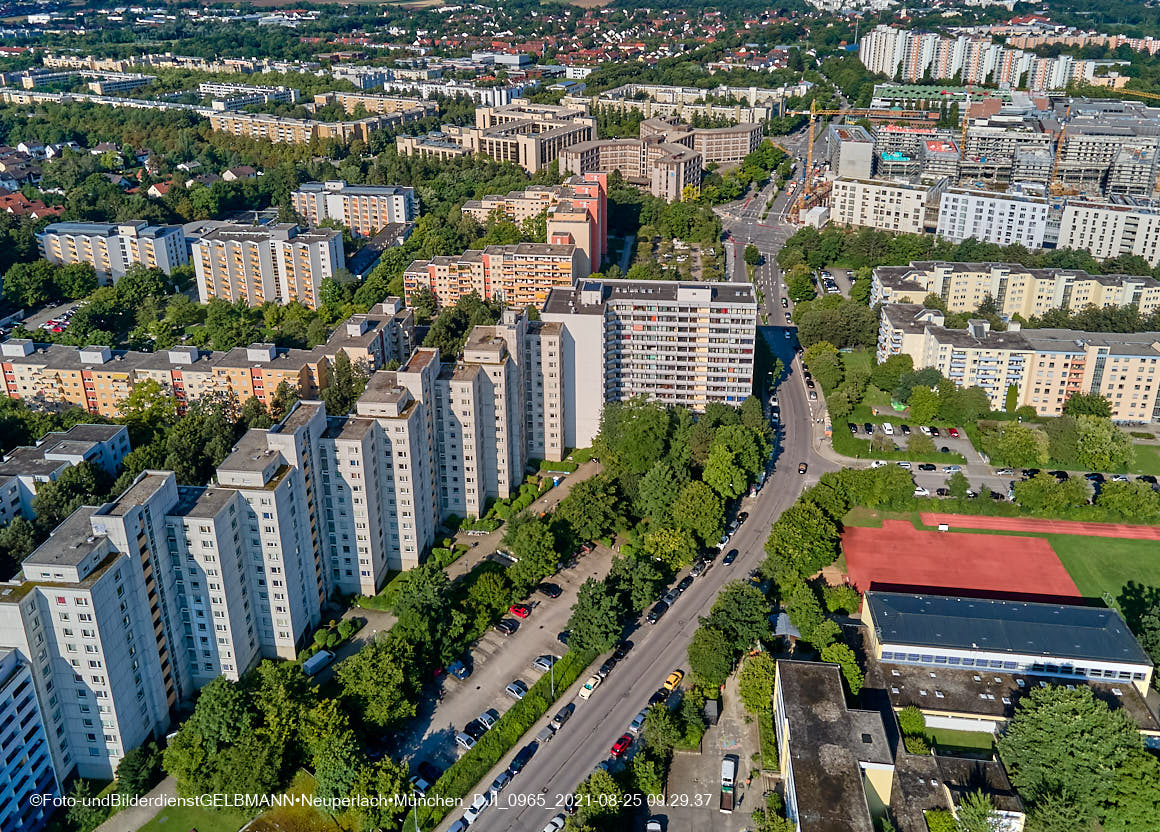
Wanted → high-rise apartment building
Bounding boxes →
[935,187,1049,248]
[830,178,947,234]
[1057,200,1160,266]
[870,260,1160,319]
[0,648,58,832]
[542,280,757,449]
[193,223,343,309]
[463,173,607,277]
[403,243,580,310]
[291,181,417,238]
[38,221,188,283]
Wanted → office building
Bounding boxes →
[830,178,947,234]
[0,425,130,526]
[193,223,343,309]
[542,280,758,448]
[1057,199,1160,266]
[825,124,875,180]
[404,243,579,310]
[877,304,1160,420]
[398,101,596,174]
[870,260,1160,318]
[463,173,607,277]
[935,188,1049,248]
[865,591,1154,694]
[0,648,58,832]
[38,221,188,283]
[291,181,417,237]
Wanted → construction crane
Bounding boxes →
[1048,102,1075,196]
[787,100,935,216]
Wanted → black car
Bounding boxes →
[1023,468,1041,478]
[613,640,634,660]
[552,703,575,727]
[648,689,669,707]
[722,548,739,565]
[417,761,441,784]
[848,423,858,435]
[537,583,562,598]
[737,511,749,523]
[929,427,941,437]
[676,576,694,593]
[508,742,538,777]
[598,657,618,677]
[464,719,487,741]
[940,447,950,453]
[646,600,669,624]
[936,487,950,496]
[1084,472,1105,482]
[1048,470,1069,480]
[805,379,815,389]
[1139,475,1158,484]
[918,463,936,471]
[496,618,519,635]
[864,423,874,434]
[781,298,788,308]
[900,424,911,435]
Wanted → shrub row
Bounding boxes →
[411,647,597,828]
[831,429,968,465]
[298,617,364,660]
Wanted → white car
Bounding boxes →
[1111,474,1129,482]
[944,465,963,474]
[870,460,889,469]
[542,814,567,832]
[629,709,649,733]
[919,425,932,436]
[896,461,911,469]
[914,486,930,497]
[463,793,490,825]
[578,674,601,700]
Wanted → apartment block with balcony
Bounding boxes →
[0,648,58,832]
[291,181,417,238]
[313,91,435,117]
[542,279,758,448]
[1057,199,1160,267]
[38,221,187,283]
[559,120,708,203]
[193,223,343,309]
[936,187,1049,248]
[404,243,579,310]
[871,260,1160,319]
[830,177,947,234]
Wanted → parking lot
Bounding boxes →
[21,300,83,335]
[392,545,616,775]
[845,421,978,462]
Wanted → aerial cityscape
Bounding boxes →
[1,2,1160,832]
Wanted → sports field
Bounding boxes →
[842,512,1160,603]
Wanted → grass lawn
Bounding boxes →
[248,772,344,832]
[1044,534,1160,601]
[928,727,996,757]
[1131,443,1160,476]
[137,803,251,832]
[841,350,873,375]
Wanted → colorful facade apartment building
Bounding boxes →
[404,243,580,309]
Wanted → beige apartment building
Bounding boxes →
[193,223,343,309]
[404,243,579,309]
[871,261,1160,319]
[38,221,187,282]
[397,101,596,173]
[1057,200,1160,267]
[291,181,417,237]
[207,109,425,145]
[830,177,947,234]
[313,90,436,116]
[878,303,1160,421]
[463,172,607,277]
[561,136,702,202]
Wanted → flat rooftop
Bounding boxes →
[867,591,1153,666]
[543,278,756,316]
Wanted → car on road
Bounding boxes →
[996,468,1014,476]
[662,589,678,606]
[578,674,602,700]
[610,734,633,758]
[918,463,936,471]
[478,708,500,730]
[808,390,817,401]
[1085,472,1104,482]
[508,742,538,777]
[944,465,962,473]
[553,703,575,728]
[1048,470,1069,480]
[1022,468,1040,478]
[676,575,694,594]
[1140,475,1158,484]
[537,583,562,598]
[949,428,960,438]
[509,604,531,619]
[598,657,618,678]
[505,680,528,700]
[722,548,738,565]
[496,619,518,635]
[629,708,649,734]
[798,462,808,474]
[489,770,511,799]
[784,311,792,322]
[647,600,669,624]
[463,793,490,825]
[914,486,930,497]
[781,298,788,308]
[455,731,476,751]
[532,655,558,673]
[613,640,634,660]
[871,460,888,469]
[664,670,684,691]
[805,378,815,389]
[738,510,749,523]
[896,461,911,469]
[1111,474,1129,482]
[541,814,566,832]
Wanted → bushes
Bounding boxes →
[898,706,930,755]
[539,458,578,474]
[411,648,597,828]
[299,617,365,660]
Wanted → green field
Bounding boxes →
[1131,443,1160,476]
[1043,534,1160,601]
[137,803,250,832]
[927,727,996,757]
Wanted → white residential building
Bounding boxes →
[38,222,188,283]
[830,178,947,235]
[291,181,417,237]
[936,188,1049,248]
[1057,200,1160,266]
[0,648,58,832]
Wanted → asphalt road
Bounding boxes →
[457,197,838,832]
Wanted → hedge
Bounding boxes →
[408,647,598,828]
[831,428,967,465]
[539,458,579,474]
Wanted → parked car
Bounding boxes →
[648,689,669,707]
[537,583,562,598]
[864,422,874,434]
[808,390,817,401]
[463,793,490,825]
[448,659,471,680]
[664,670,684,691]
[949,427,960,438]
[610,734,633,758]
[647,600,669,624]
[508,742,538,777]
[914,486,930,497]
[918,463,936,471]
[613,640,634,660]
[505,680,528,700]
[489,771,511,799]
[578,674,601,700]
[900,424,911,435]
[943,465,962,473]
[896,461,911,469]
[722,549,738,565]
[996,468,1014,476]
[935,488,950,497]
[553,703,575,728]
[464,719,487,741]
[798,462,808,474]
[477,708,500,730]
[509,604,531,619]
[496,619,518,635]
[630,709,649,733]
[929,427,941,437]
[541,814,566,832]
[689,560,707,578]
[848,423,859,435]
[598,657,618,678]
[455,732,476,751]
[676,576,694,594]
[532,655,558,673]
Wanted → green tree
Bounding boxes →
[556,475,622,541]
[897,705,926,738]
[0,516,37,579]
[574,770,625,831]
[907,385,941,423]
[984,422,1049,468]
[312,728,363,803]
[65,779,112,832]
[1104,750,1160,832]
[947,471,971,499]
[1075,415,1133,471]
[1063,392,1112,418]
[764,499,841,578]
[705,581,771,653]
[322,351,368,416]
[641,526,700,570]
[871,354,914,395]
[907,432,935,456]
[116,740,163,797]
[505,516,558,592]
[630,751,666,798]
[997,685,1141,825]
[567,577,621,654]
[642,703,682,757]
[955,791,1002,832]
[738,652,778,714]
[1095,480,1160,519]
[819,642,864,695]
[744,244,761,265]
[670,480,724,547]
[336,636,418,730]
[634,460,686,522]
[687,624,735,686]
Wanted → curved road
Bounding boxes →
[461,211,839,832]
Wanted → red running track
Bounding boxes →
[842,519,1080,598]
[920,513,1160,540]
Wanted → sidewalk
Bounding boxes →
[94,777,176,832]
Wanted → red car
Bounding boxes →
[610,734,632,758]
[509,604,531,619]
[949,428,960,438]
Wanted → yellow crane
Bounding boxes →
[787,100,935,216]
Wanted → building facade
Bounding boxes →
[936,188,1049,248]
[1057,200,1160,266]
[403,243,579,310]
[291,181,417,237]
[830,178,946,234]
[0,648,58,832]
[38,222,187,283]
